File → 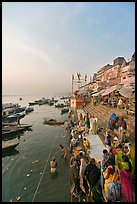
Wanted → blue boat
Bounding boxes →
[6,111,26,122]
[25,106,34,114]
[61,107,69,114]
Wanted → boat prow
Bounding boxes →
[2,142,19,151]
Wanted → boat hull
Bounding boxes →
[43,118,64,125]
[2,142,19,151]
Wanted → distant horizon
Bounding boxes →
[2,91,72,97]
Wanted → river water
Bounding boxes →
[2,95,71,202]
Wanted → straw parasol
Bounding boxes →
[119,86,135,99]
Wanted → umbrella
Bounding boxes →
[102,84,121,96]
[92,89,105,97]
[119,86,135,98]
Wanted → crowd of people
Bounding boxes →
[50,109,135,202]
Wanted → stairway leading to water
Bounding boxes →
[83,103,135,142]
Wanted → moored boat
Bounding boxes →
[6,111,26,122]
[2,141,19,151]
[2,103,20,110]
[2,124,33,137]
[2,127,25,137]
[2,123,33,129]
[43,118,64,125]
[25,106,34,113]
[54,103,67,108]
[29,102,39,106]
[61,107,69,114]
[48,100,54,106]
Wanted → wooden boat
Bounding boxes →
[38,101,46,105]
[2,122,19,126]
[17,124,33,129]
[29,102,39,106]
[35,99,42,103]
[2,103,20,110]
[15,107,26,113]
[48,101,54,106]
[43,118,64,125]
[2,125,33,137]
[54,99,58,103]
[25,106,34,113]
[54,103,67,108]
[2,141,19,151]
[2,123,33,129]
[6,111,26,121]
[61,107,69,114]
[2,127,25,137]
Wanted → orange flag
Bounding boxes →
[72,74,74,80]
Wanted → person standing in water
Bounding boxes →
[50,157,57,173]
[60,145,68,159]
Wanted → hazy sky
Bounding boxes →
[2,2,135,96]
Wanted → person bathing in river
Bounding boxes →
[50,157,57,173]
[60,145,67,159]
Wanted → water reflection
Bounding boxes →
[50,171,58,180]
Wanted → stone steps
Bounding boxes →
[83,103,135,141]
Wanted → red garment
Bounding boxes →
[112,149,117,155]
[120,169,134,202]
[118,119,126,130]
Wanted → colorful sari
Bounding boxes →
[92,120,98,135]
[103,165,120,201]
[126,143,135,176]
[115,149,123,169]
[120,169,134,202]
[107,182,121,201]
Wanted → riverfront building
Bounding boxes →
[77,52,135,94]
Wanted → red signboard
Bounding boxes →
[75,98,84,102]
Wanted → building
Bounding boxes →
[113,57,125,66]
[93,73,97,82]
[71,52,135,99]
[70,97,84,108]
[120,54,135,82]
[105,64,121,86]
[102,57,127,86]
[96,64,113,82]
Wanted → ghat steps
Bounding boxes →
[83,103,135,142]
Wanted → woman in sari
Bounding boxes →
[119,155,134,202]
[103,164,120,202]
[85,113,90,134]
[115,144,123,169]
[92,117,98,135]
[83,138,90,149]
[125,143,135,177]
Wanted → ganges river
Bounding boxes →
[2,95,71,202]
